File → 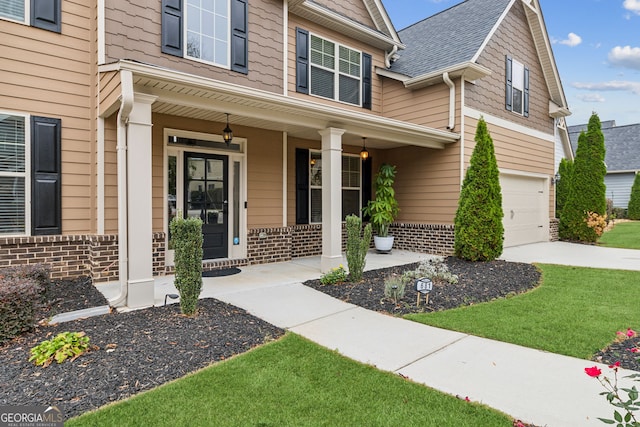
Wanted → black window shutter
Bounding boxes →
[230,0,248,74]
[523,66,530,117]
[362,53,372,110]
[31,116,61,236]
[296,28,309,94]
[295,148,309,224]
[361,156,372,220]
[161,0,183,57]
[505,55,513,112]
[30,0,61,33]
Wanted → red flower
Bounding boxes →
[630,348,640,353]
[585,366,602,377]
[627,328,637,338]
[608,361,621,369]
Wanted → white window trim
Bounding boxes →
[0,0,29,25]
[308,150,362,224]
[184,0,231,70]
[309,33,363,107]
[0,110,31,237]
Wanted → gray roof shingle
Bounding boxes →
[390,0,513,77]
[568,122,640,172]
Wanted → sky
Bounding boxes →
[382,0,640,127]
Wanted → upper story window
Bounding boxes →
[162,0,248,74]
[296,28,373,110]
[186,0,229,67]
[309,35,362,106]
[505,55,529,117]
[0,0,61,33]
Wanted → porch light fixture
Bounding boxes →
[552,172,560,184]
[222,113,233,146]
[360,137,369,160]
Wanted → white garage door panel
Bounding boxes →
[501,174,548,247]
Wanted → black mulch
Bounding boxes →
[594,336,640,372]
[1,278,284,419]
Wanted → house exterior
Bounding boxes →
[568,121,640,209]
[0,0,570,308]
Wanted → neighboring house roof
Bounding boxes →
[386,0,569,114]
[568,122,640,172]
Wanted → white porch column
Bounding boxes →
[318,128,345,273]
[126,93,157,308]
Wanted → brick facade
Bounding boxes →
[390,223,455,256]
[549,218,559,242]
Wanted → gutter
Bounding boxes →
[109,69,134,307]
[442,72,455,131]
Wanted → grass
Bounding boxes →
[406,264,640,359]
[67,334,514,427]
[598,221,640,249]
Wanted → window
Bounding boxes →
[186,0,229,67]
[162,0,248,74]
[0,0,61,33]
[505,55,529,117]
[0,114,27,235]
[309,35,362,106]
[308,151,361,223]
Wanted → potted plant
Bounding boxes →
[363,163,399,253]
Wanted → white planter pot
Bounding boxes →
[374,235,394,253]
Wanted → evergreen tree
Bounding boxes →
[556,157,573,218]
[628,173,640,220]
[559,113,607,241]
[454,118,504,261]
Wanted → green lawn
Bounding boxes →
[406,264,640,359]
[67,334,514,427]
[598,221,640,249]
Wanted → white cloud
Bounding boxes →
[558,33,582,47]
[577,94,606,103]
[608,46,640,70]
[572,81,640,95]
[624,0,640,15]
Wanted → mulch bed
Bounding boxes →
[1,259,638,423]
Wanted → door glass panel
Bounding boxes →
[188,157,205,180]
[187,180,206,219]
[233,161,240,245]
[206,181,224,224]
[167,155,177,235]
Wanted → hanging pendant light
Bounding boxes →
[222,113,233,146]
[360,137,369,160]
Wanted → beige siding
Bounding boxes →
[382,78,462,132]
[383,144,462,224]
[464,117,554,216]
[465,1,554,134]
[105,0,284,94]
[99,71,121,117]
[0,0,96,234]
[103,115,118,234]
[287,15,386,115]
[313,0,376,28]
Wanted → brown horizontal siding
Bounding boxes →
[104,116,118,234]
[287,15,385,115]
[0,0,95,235]
[105,0,284,94]
[465,1,554,135]
[99,71,121,116]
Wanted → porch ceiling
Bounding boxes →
[100,60,460,150]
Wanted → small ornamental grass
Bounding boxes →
[383,275,406,305]
[29,331,92,367]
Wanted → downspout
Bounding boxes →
[443,72,455,131]
[385,45,398,68]
[109,69,134,307]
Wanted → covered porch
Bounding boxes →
[97,60,459,309]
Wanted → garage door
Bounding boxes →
[500,174,548,247]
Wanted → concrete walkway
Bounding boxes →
[96,243,640,426]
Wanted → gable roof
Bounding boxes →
[568,122,640,172]
[386,0,569,114]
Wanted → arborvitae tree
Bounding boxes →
[556,157,573,219]
[454,117,504,261]
[559,113,607,242]
[628,173,640,220]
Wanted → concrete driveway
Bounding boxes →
[501,241,640,271]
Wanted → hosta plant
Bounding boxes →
[29,331,92,367]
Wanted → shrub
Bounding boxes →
[320,265,347,285]
[401,258,459,285]
[0,264,50,344]
[345,214,372,282]
[560,113,607,242]
[363,163,399,237]
[29,331,91,367]
[628,173,640,220]
[612,207,628,220]
[169,215,203,316]
[585,211,607,237]
[454,117,504,261]
[384,275,406,305]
